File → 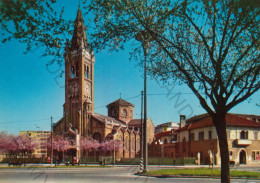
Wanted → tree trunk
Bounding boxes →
[212,113,230,183]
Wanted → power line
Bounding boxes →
[0,93,195,123]
[94,92,194,110]
[147,93,194,95]
[94,94,141,110]
[0,116,62,124]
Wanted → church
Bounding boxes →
[53,8,154,161]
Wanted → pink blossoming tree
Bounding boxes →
[0,131,38,160]
[100,140,122,152]
[80,137,100,159]
[52,135,70,152]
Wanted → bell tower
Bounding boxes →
[64,8,95,137]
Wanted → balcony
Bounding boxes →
[236,139,252,146]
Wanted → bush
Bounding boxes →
[80,156,99,164]
[117,158,140,165]
[2,157,46,163]
[116,157,196,165]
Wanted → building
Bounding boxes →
[176,113,260,165]
[53,8,154,161]
[151,130,177,158]
[19,131,51,158]
[155,122,179,134]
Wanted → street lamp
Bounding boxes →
[135,30,152,173]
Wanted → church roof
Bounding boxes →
[106,98,135,108]
[128,119,141,126]
[70,8,90,51]
[92,113,127,126]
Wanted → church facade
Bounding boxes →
[53,8,154,161]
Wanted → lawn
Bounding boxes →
[142,168,260,179]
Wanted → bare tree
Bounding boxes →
[86,0,260,182]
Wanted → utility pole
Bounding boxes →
[140,90,144,171]
[51,116,53,166]
[143,43,148,173]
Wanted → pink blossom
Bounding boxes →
[80,137,100,151]
[49,135,70,152]
[100,140,122,152]
[0,132,37,155]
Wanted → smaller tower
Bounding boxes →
[107,98,135,123]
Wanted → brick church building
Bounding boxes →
[53,8,154,161]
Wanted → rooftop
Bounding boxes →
[107,98,135,108]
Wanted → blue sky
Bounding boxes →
[0,1,259,135]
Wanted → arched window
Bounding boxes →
[93,132,101,142]
[136,138,140,151]
[240,130,248,139]
[84,65,89,79]
[124,136,129,151]
[131,136,135,151]
[122,109,127,117]
[71,66,75,78]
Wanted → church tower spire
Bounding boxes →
[64,8,95,137]
[70,8,90,51]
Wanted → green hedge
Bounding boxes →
[117,157,196,165]
[2,158,47,163]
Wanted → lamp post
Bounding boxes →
[135,31,151,173]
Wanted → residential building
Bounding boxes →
[152,130,177,158]
[176,113,260,165]
[155,122,179,134]
[19,131,51,158]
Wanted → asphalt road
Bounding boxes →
[0,166,259,183]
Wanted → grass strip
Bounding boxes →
[142,168,260,178]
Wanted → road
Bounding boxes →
[0,166,259,183]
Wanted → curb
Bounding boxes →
[136,173,260,180]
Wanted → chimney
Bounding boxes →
[180,115,186,128]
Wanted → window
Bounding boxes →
[208,131,212,140]
[199,132,204,141]
[252,151,256,160]
[136,138,140,151]
[240,130,248,139]
[124,136,129,151]
[122,109,127,117]
[131,137,135,151]
[229,151,233,159]
[190,133,195,141]
[93,132,101,142]
[252,151,260,161]
[254,132,258,140]
[84,65,89,79]
[71,66,75,78]
[164,138,168,144]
